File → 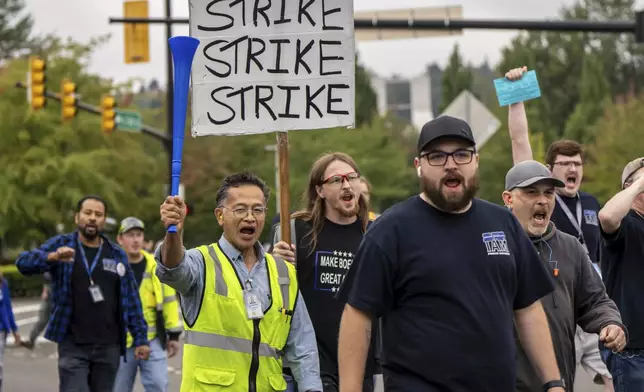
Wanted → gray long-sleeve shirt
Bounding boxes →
[515,223,625,392]
[155,235,322,392]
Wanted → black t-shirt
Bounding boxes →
[291,218,378,378]
[601,210,644,349]
[337,196,555,391]
[70,242,121,345]
[130,257,147,287]
[551,191,601,263]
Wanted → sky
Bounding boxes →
[23,0,643,86]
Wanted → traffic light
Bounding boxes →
[29,56,46,111]
[60,78,77,122]
[101,94,116,133]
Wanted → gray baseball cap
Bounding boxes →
[118,216,145,234]
[505,160,565,191]
[621,157,644,188]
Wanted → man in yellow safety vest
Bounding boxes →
[113,217,183,392]
[155,172,323,392]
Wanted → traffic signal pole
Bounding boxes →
[15,81,170,143]
[108,13,644,40]
[106,9,644,200]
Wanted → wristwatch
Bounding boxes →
[542,379,565,391]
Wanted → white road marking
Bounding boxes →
[13,304,42,315]
[16,316,39,326]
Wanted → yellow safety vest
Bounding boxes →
[368,211,380,221]
[126,251,183,348]
[181,243,298,392]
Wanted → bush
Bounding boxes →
[1,264,44,298]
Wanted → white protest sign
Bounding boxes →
[189,0,356,137]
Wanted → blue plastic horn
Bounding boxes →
[167,36,200,233]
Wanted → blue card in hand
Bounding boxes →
[493,70,541,107]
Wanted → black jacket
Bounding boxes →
[515,223,625,392]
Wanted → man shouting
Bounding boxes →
[502,160,627,391]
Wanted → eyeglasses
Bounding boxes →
[322,171,361,186]
[420,149,475,166]
[221,206,267,219]
[553,161,583,168]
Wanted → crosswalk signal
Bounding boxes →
[101,94,116,134]
[60,78,77,122]
[29,57,46,111]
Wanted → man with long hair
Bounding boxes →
[272,152,378,392]
[337,116,564,392]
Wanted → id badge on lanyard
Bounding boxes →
[243,279,264,320]
[78,239,105,303]
[555,193,589,255]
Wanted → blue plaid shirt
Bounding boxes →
[15,231,148,351]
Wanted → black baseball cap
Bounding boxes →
[417,116,476,155]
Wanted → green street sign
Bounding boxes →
[115,109,142,132]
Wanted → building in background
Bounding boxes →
[367,61,497,132]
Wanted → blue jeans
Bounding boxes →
[113,338,168,392]
[601,347,644,391]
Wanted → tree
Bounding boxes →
[439,43,473,113]
[354,53,378,127]
[563,51,611,144]
[0,0,33,60]
[172,115,418,247]
[582,96,644,204]
[0,37,165,248]
[496,0,644,146]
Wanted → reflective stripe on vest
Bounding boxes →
[206,245,228,296]
[126,252,183,348]
[180,243,297,392]
[185,330,283,359]
[206,244,291,304]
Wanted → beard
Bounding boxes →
[422,170,480,212]
[340,204,358,218]
[79,223,101,240]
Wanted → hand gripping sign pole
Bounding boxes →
[166,36,200,233]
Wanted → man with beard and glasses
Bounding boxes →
[505,67,613,390]
[16,195,149,392]
[502,160,626,392]
[271,152,379,392]
[336,115,564,392]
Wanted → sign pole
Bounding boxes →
[277,131,291,243]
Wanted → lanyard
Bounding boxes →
[78,238,103,284]
[555,193,588,254]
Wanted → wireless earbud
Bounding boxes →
[416,166,422,178]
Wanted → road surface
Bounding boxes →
[4,299,606,391]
